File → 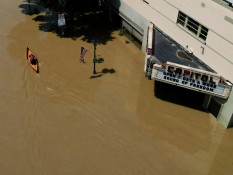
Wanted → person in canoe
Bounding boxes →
[29,54,37,65]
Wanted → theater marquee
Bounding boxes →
[149,62,232,98]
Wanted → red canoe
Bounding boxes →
[26,47,39,73]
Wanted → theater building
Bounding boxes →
[104,0,233,128]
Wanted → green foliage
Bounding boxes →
[94,57,104,63]
[21,0,122,42]
[125,40,130,44]
[118,31,124,36]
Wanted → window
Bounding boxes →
[177,11,208,41]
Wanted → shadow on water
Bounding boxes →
[19,1,40,15]
[19,0,122,44]
[154,81,207,111]
[101,68,116,74]
[90,68,116,79]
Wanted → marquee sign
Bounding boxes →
[149,62,232,98]
[146,23,153,55]
[165,62,220,85]
[144,22,232,99]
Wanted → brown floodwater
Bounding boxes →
[1,0,233,175]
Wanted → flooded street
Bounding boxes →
[1,0,233,174]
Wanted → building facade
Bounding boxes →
[104,0,233,128]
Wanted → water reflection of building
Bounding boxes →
[103,0,233,128]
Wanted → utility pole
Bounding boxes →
[28,0,31,14]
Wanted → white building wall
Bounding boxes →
[116,0,233,128]
[120,0,233,83]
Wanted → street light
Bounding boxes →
[92,38,98,74]
[92,38,104,74]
